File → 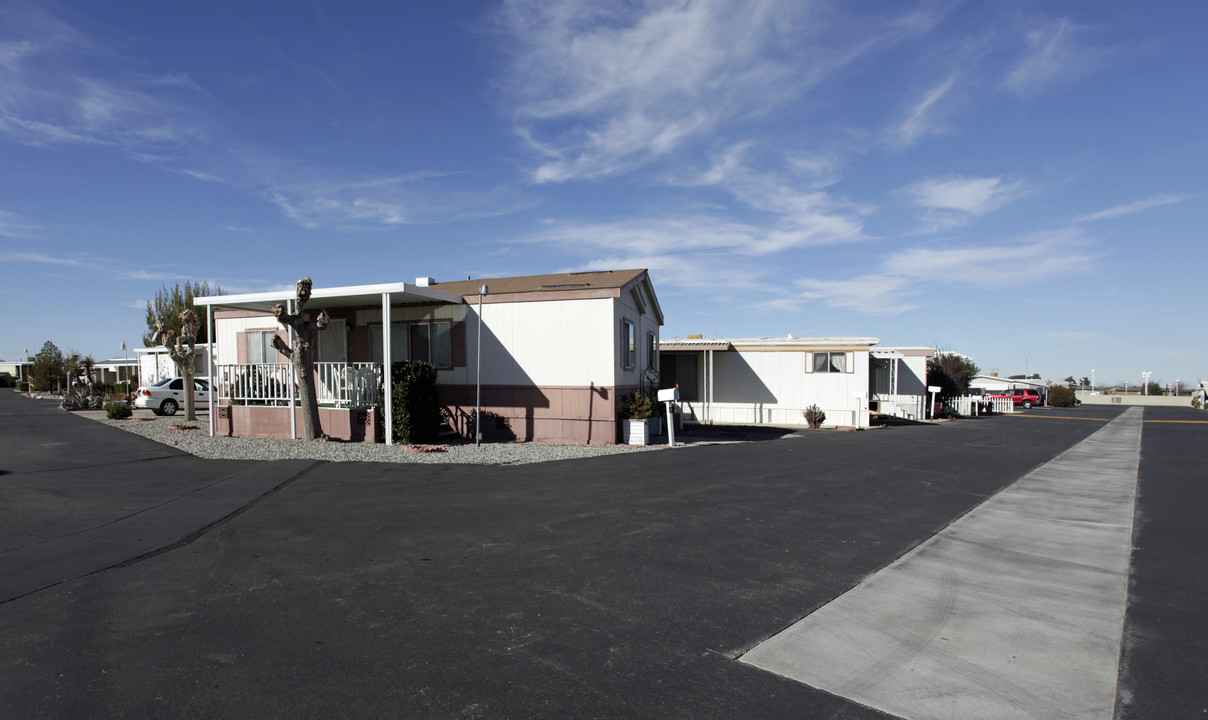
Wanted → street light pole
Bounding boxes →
[475,284,487,448]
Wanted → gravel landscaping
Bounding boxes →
[93,414,664,465]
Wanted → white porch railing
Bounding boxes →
[216,362,381,408]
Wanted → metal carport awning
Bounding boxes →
[194,281,467,444]
[870,349,907,400]
[658,341,733,425]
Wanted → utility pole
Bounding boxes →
[476,285,487,448]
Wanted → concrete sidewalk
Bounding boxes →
[741,407,1142,719]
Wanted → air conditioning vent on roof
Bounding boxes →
[415,277,435,287]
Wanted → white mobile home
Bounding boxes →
[659,337,878,428]
[195,269,662,444]
[135,346,211,386]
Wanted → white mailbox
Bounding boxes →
[657,387,680,402]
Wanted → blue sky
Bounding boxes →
[1,0,1204,389]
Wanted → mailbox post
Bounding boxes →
[658,387,680,447]
[928,385,941,419]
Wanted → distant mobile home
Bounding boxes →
[659,340,939,427]
[195,270,662,444]
[659,337,879,428]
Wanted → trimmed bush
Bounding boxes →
[378,361,443,444]
[803,404,826,429]
[1048,385,1077,407]
[107,402,133,420]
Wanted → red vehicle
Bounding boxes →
[988,388,1042,409]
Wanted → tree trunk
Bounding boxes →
[183,364,196,421]
[273,277,329,442]
[294,350,322,441]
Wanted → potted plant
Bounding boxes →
[621,391,654,445]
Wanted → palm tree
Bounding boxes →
[80,355,96,388]
[64,351,81,393]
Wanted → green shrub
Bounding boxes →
[0,373,14,388]
[803,404,826,429]
[377,361,442,444]
[1048,385,1077,407]
[107,402,133,420]
[620,391,654,420]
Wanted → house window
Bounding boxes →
[646,332,658,370]
[621,320,635,369]
[246,330,278,365]
[370,322,451,368]
[812,352,846,373]
[410,322,452,368]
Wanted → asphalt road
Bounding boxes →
[0,391,1203,719]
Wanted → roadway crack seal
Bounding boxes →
[0,460,324,605]
[111,459,324,570]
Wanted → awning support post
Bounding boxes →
[207,304,215,437]
[382,292,393,445]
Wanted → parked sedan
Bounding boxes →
[134,377,211,416]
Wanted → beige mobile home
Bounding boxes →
[197,269,662,444]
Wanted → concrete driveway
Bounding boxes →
[1,391,1204,719]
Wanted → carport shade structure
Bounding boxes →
[194,281,466,444]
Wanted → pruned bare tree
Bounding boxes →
[272,277,329,441]
[154,309,200,420]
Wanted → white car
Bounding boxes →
[134,377,211,416]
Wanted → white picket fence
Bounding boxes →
[942,395,1015,416]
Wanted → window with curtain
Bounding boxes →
[246,330,277,365]
[811,352,847,373]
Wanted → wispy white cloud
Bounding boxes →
[496,0,944,183]
[0,4,206,153]
[899,174,1027,232]
[0,3,522,232]
[1004,18,1112,98]
[0,250,87,267]
[785,228,1102,314]
[268,174,533,230]
[789,274,919,315]
[0,209,41,240]
[887,74,957,149]
[1072,194,1192,223]
[882,229,1093,283]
